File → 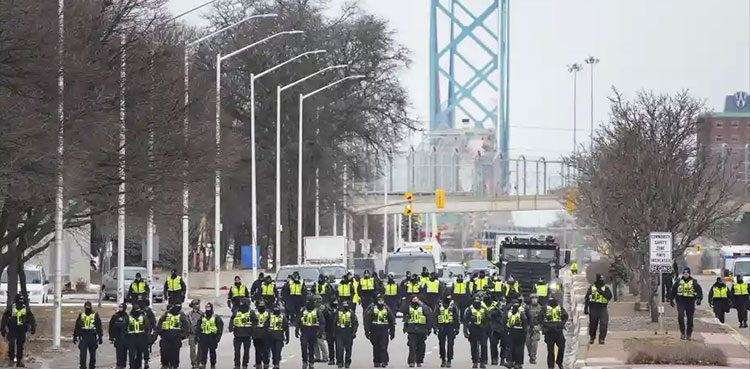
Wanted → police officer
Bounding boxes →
[284,272,307,324]
[322,300,338,365]
[156,304,189,369]
[1,294,35,367]
[504,277,520,301]
[435,296,460,368]
[451,273,471,321]
[420,268,431,287]
[164,269,186,305]
[584,273,612,344]
[126,304,151,369]
[337,273,355,308]
[708,277,730,324]
[570,261,578,275]
[313,274,335,306]
[228,299,253,369]
[534,278,549,306]
[463,296,489,369]
[669,267,703,340]
[296,298,325,369]
[136,299,157,369]
[253,299,272,369]
[250,272,266,302]
[363,296,395,368]
[473,271,490,293]
[228,276,250,313]
[403,296,434,368]
[732,275,748,328]
[525,297,543,365]
[351,274,361,313]
[127,273,150,304]
[358,270,380,312]
[334,300,358,368]
[186,300,203,369]
[403,274,424,314]
[260,275,277,307]
[506,303,528,369]
[540,297,567,369]
[268,304,290,369]
[74,301,103,369]
[196,303,224,369]
[483,294,503,366]
[109,303,130,369]
[383,273,401,314]
[423,273,443,310]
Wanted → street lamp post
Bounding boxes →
[567,63,583,155]
[182,13,277,302]
[276,65,348,270]
[584,56,600,151]
[214,30,303,297]
[249,49,326,281]
[297,75,366,263]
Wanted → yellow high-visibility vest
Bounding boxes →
[256,312,269,328]
[167,276,182,292]
[162,313,182,330]
[352,280,360,303]
[338,283,352,297]
[408,307,426,324]
[315,283,328,295]
[469,307,484,325]
[589,287,608,303]
[712,286,728,299]
[426,280,440,294]
[536,284,548,297]
[385,283,398,296]
[337,311,353,328]
[201,316,218,334]
[301,310,319,327]
[474,277,488,291]
[677,280,696,297]
[360,278,375,291]
[506,312,522,328]
[734,282,749,296]
[571,262,578,271]
[453,282,467,295]
[373,308,389,324]
[437,306,453,324]
[233,312,251,328]
[131,281,146,293]
[262,283,275,296]
[80,313,96,330]
[546,305,562,322]
[269,315,284,331]
[406,282,421,294]
[232,285,247,298]
[289,281,303,296]
[128,316,144,333]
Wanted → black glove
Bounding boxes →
[109,337,114,344]
[295,330,300,338]
[669,300,675,308]
[352,333,357,339]
[464,331,470,339]
[73,336,79,344]
[696,300,701,306]
[30,328,35,335]
[584,306,589,315]
[285,337,290,344]
[389,331,395,340]
[98,336,103,345]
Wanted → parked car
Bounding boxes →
[0,266,50,304]
[102,267,164,303]
[465,258,499,275]
[275,265,321,293]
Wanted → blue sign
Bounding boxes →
[240,245,260,269]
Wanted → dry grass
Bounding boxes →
[625,337,727,366]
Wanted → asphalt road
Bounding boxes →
[50,308,562,369]
[694,274,750,342]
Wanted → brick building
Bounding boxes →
[697,91,750,197]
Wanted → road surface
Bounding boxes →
[695,274,750,342]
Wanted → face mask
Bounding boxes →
[511,306,519,314]
[549,300,558,308]
[472,302,482,309]
[682,275,690,281]
[16,301,23,308]
[85,306,93,314]
[171,272,177,278]
[235,281,241,286]
[376,301,385,308]
[205,308,213,317]
[364,273,370,278]
[256,305,265,313]
[457,277,463,282]
[306,302,315,310]
[170,307,180,315]
[410,301,419,308]
[272,308,281,314]
[120,305,127,313]
[320,278,326,283]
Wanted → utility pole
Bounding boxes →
[585,56,600,151]
[567,63,582,155]
[53,0,65,350]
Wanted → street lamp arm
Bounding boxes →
[302,75,366,100]
[280,64,348,92]
[187,13,278,48]
[222,30,303,61]
[256,49,327,79]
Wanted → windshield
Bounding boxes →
[446,265,465,277]
[122,269,145,280]
[735,261,750,276]
[276,267,320,282]
[530,249,556,261]
[386,256,435,278]
[503,248,527,262]
[319,266,347,279]
[1,271,43,284]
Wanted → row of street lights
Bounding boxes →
[567,56,600,155]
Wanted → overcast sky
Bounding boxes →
[168,0,750,226]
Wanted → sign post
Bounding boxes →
[650,232,673,335]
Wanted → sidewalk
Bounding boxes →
[575,297,750,369]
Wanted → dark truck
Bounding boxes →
[492,235,570,298]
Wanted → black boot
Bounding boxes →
[441,360,446,368]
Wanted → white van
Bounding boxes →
[0,266,50,304]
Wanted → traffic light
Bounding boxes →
[404,192,413,216]
[435,189,445,209]
[696,244,702,252]
[566,189,576,214]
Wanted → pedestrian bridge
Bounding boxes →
[351,192,565,215]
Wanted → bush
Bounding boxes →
[74,279,88,292]
[627,343,727,366]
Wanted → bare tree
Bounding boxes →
[571,89,741,322]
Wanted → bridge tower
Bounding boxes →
[429,0,510,159]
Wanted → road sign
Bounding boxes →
[649,232,673,274]
[435,189,445,209]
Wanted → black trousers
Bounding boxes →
[508,329,525,366]
[335,334,354,365]
[712,299,728,323]
[167,292,185,305]
[437,329,456,361]
[468,331,488,364]
[360,293,374,313]
[159,337,181,367]
[385,296,400,315]
[128,341,147,369]
[326,337,336,361]
[407,333,427,364]
[254,336,269,365]
[232,336,251,367]
[286,298,303,324]
[78,337,98,369]
[676,301,696,336]
[544,331,565,369]
[370,329,390,365]
[735,296,749,323]
[198,335,218,366]
[7,333,25,363]
[269,337,284,366]
[115,341,128,368]
[489,330,503,361]
[589,304,609,340]
[455,299,469,321]
[300,333,317,364]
